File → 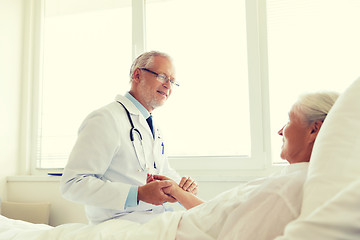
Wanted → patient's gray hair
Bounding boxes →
[293,91,339,124]
[129,51,172,82]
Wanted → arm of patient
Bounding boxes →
[150,174,204,210]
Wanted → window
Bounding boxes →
[30,0,360,172]
[37,0,132,168]
[27,0,269,172]
[146,0,250,157]
[266,0,360,163]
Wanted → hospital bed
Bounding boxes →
[1,76,360,239]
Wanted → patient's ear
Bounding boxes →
[309,120,323,143]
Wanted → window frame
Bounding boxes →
[21,0,273,175]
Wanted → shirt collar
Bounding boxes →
[280,162,309,175]
[125,92,151,119]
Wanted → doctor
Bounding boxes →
[60,51,198,224]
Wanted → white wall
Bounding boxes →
[0,0,24,199]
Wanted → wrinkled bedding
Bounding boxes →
[0,164,307,240]
[0,212,182,240]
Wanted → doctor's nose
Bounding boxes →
[162,80,171,89]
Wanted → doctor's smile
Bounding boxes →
[157,90,168,98]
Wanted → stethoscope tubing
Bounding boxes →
[118,101,149,171]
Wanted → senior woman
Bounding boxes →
[277,92,339,164]
[150,91,339,240]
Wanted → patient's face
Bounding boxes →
[278,109,313,164]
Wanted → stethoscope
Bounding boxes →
[118,101,156,172]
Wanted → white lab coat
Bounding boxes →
[60,95,180,224]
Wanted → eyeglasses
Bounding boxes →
[140,68,180,87]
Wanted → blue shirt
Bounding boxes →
[124,92,150,208]
[124,92,150,119]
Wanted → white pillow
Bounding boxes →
[274,76,360,239]
[276,179,360,240]
[301,76,360,217]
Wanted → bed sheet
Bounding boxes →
[0,164,306,240]
[0,215,52,240]
[176,163,307,240]
[0,212,182,240]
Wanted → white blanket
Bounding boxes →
[0,212,182,240]
[177,163,308,240]
[0,163,307,240]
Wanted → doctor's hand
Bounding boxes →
[151,174,198,195]
[179,176,198,195]
[151,175,204,210]
[138,180,176,205]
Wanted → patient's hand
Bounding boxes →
[150,175,181,199]
[179,176,198,195]
[162,180,182,198]
[151,174,204,210]
[149,174,199,195]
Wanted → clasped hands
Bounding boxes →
[137,174,198,206]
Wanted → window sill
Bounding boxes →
[7,164,286,183]
[7,175,62,182]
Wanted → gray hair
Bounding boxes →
[293,91,340,124]
[129,51,172,82]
